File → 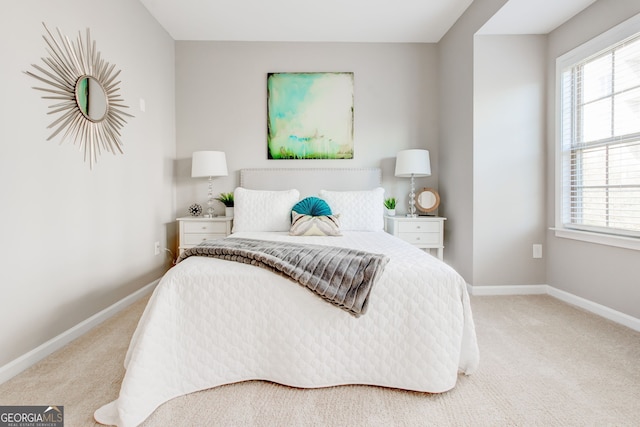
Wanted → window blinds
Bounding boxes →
[560,33,640,237]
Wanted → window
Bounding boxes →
[557,17,640,248]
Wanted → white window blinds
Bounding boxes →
[560,33,640,238]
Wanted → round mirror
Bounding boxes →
[75,76,108,122]
[415,188,440,213]
[27,24,133,169]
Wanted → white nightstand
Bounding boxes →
[177,217,233,255]
[385,216,446,260]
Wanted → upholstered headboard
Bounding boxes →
[240,168,381,197]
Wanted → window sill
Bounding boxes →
[551,228,640,251]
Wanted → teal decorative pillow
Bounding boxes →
[291,196,332,217]
[289,212,342,236]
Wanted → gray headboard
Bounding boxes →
[240,168,381,197]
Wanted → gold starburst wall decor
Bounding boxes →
[25,23,133,169]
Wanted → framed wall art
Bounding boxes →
[267,72,354,159]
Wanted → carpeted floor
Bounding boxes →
[1,294,639,426]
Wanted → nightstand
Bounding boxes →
[385,216,446,260]
[177,217,233,255]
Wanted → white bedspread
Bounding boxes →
[95,231,479,427]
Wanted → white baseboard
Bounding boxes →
[546,286,640,332]
[3,280,637,385]
[468,283,640,332]
[0,279,159,385]
[466,284,548,296]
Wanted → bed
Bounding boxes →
[94,168,479,427]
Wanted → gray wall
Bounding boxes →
[440,0,640,319]
[437,0,509,282]
[174,42,439,217]
[473,35,547,286]
[546,0,640,318]
[0,1,176,366]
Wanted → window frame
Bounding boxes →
[554,13,640,251]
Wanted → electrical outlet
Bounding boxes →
[154,241,160,256]
[533,244,543,259]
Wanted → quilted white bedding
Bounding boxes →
[94,231,479,427]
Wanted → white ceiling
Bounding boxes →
[139,0,598,43]
[478,0,598,35]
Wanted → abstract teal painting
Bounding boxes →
[267,72,354,159]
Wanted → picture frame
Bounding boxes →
[267,72,354,159]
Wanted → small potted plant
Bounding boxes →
[384,197,397,216]
[216,192,234,217]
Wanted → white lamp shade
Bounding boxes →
[395,149,431,177]
[191,151,228,178]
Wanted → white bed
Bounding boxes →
[94,168,479,427]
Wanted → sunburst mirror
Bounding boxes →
[25,23,133,169]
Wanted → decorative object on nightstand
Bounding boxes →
[384,197,397,216]
[415,188,440,214]
[177,216,233,255]
[191,151,228,218]
[385,215,445,260]
[215,192,235,217]
[188,204,203,217]
[395,149,431,218]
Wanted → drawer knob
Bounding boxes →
[416,226,421,229]
[201,226,207,230]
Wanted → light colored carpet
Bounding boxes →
[1,294,639,426]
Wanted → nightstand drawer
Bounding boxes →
[183,233,225,245]
[385,216,445,260]
[398,232,440,245]
[184,221,228,234]
[177,217,234,256]
[397,221,440,233]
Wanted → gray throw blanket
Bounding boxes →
[178,238,389,317]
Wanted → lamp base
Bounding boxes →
[205,176,218,218]
[407,174,418,217]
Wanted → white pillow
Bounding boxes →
[232,187,300,232]
[318,187,385,231]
